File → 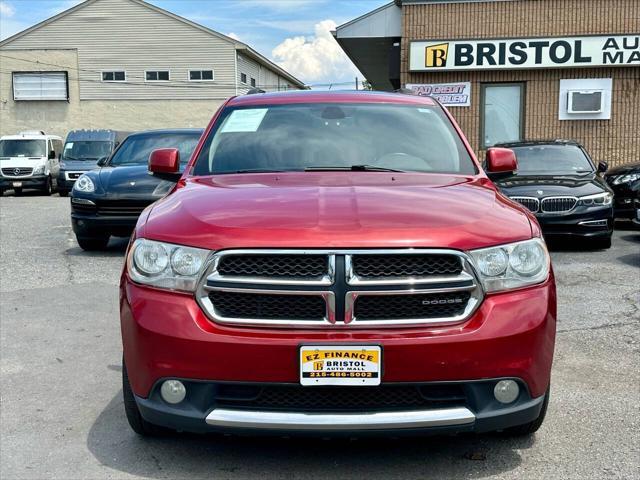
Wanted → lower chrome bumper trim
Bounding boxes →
[205,407,475,430]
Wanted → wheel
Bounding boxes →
[58,190,69,197]
[502,386,550,436]
[591,236,612,250]
[42,176,52,196]
[123,360,168,436]
[13,187,23,196]
[76,234,110,251]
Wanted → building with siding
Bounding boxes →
[334,0,639,167]
[0,0,305,136]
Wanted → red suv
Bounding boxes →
[121,91,555,437]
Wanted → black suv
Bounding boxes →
[492,140,614,249]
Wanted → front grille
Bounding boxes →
[354,291,471,321]
[2,167,32,177]
[352,254,462,278]
[540,196,577,213]
[215,384,467,412]
[209,290,326,321]
[511,196,540,213]
[95,201,150,217]
[198,249,482,327]
[218,254,327,278]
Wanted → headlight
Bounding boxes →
[73,174,95,193]
[33,165,45,175]
[127,238,211,291]
[577,192,612,206]
[612,173,640,185]
[469,238,550,293]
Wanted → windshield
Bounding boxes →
[0,139,46,158]
[109,133,201,167]
[511,145,595,175]
[192,103,476,175]
[62,141,112,161]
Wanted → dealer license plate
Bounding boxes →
[300,345,381,386]
[12,182,22,188]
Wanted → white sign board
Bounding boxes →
[406,82,471,106]
[409,35,640,71]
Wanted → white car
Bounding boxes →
[0,131,63,195]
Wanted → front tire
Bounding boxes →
[123,361,168,436]
[76,234,110,251]
[502,387,550,436]
[42,176,52,196]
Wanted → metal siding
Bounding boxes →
[1,0,237,100]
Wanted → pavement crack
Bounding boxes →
[558,320,639,333]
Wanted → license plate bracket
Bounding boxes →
[299,345,381,386]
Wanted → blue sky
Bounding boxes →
[0,0,389,86]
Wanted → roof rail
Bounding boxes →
[246,88,266,95]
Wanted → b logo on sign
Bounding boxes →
[425,43,449,67]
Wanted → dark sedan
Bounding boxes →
[604,162,640,220]
[492,140,614,249]
[70,129,203,250]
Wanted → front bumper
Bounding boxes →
[536,206,613,239]
[121,276,556,433]
[134,379,546,435]
[0,175,47,189]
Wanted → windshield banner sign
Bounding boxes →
[409,35,640,71]
[406,82,471,106]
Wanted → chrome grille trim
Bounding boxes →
[2,167,33,177]
[196,249,484,328]
[540,196,578,214]
[510,196,540,213]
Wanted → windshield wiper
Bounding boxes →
[304,165,405,173]
[230,168,288,174]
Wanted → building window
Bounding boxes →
[480,83,525,148]
[250,78,256,87]
[240,73,247,84]
[145,70,170,81]
[189,69,214,81]
[102,71,125,82]
[12,72,68,101]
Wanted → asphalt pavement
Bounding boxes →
[1,193,638,480]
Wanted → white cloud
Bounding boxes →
[0,1,15,17]
[272,19,361,86]
[226,32,242,41]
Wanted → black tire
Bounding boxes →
[58,190,69,197]
[122,361,168,436]
[502,387,550,436]
[13,187,23,196]
[76,235,110,251]
[42,176,52,196]
[591,236,612,250]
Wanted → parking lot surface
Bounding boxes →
[1,194,639,480]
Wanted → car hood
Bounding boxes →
[495,173,609,197]
[605,162,640,176]
[142,172,534,251]
[61,159,99,171]
[0,157,45,167]
[97,165,175,199]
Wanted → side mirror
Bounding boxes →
[96,156,108,167]
[48,150,56,160]
[597,161,608,173]
[149,148,181,181]
[485,148,518,178]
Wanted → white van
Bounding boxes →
[0,131,63,196]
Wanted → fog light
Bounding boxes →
[494,380,519,404]
[160,380,186,404]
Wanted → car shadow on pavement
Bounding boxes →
[87,392,534,479]
[64,238,129,257]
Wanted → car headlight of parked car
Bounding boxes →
[73,174,95,193]
[612,173,640,185]
[127,238,211,291]
[33,165,45,175]
[577,192,613,206]
[470,238,550,293]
